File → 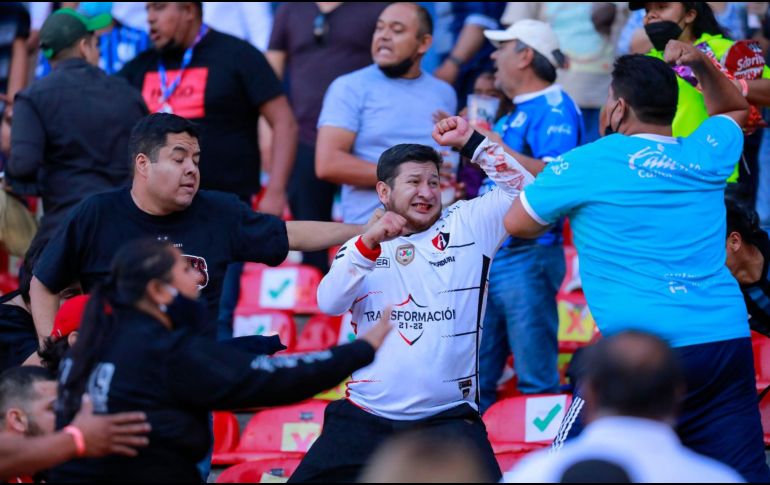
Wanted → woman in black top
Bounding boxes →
[51,238,390,482]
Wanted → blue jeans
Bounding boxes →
[757,126,770,232]
[479,244,565,413]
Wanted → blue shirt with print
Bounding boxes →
[482,84,583,247]
[522,116,749,348]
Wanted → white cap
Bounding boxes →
[484,19,563,69]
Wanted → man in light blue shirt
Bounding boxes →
[316,2,456,224]
[476,19,584,410]
[505,42,769,482]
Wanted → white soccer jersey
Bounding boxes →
[318,138,534,420]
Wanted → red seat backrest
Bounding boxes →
[294,314,342,352]
[216,457,302,483]
[235,400,327,454]
[237,264,322,314]
[213,411,240,454]
[232,308,297,352]
[483,394,572,446]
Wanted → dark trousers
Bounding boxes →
[288,142,337,274]
[553,337,770,483]
[289,400,502,483]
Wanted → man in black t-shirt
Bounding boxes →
[117,2,298,340]
[29,114,367,353]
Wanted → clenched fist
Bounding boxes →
[432,116,475,149]
[664,40,707,68]
[361,211,408,249]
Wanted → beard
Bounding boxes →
[24,418,45,437]
[378,57,415,78]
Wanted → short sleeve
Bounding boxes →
[317,74,363,133]
[231,199,290,267]
[237,43,284,108]
[268,3,289,51]
[33,203,91,292]
[522,152,587,225]
[685,115,744,177]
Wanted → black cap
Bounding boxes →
[39,8,112,59]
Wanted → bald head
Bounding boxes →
[582,331,684,421]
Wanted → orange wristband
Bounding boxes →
[63,425,86,457]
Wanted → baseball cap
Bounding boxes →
[51,295,90,339]
[39,8,112,59]
[484,19,564,69]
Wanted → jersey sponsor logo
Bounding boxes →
[396,244,415,266]
[458,379,473,399]
[429,256,456,268]
[546,124,572,136]
[183,254,210,289]
[142,67,209,119]
[510,111,527,128]
[362,294,458,347]
[376,257,390,268]
[627,143,689,179]
[432,231,450,251]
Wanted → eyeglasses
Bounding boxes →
[313,13,328,46]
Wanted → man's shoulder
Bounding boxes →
[191,190,246,213]
[334,64,379,84]
[420,73,456,99]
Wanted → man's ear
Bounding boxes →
[417,33,432,55]
[376,181,391,206]
[6,408,27,434]
[727,231,743,254]
[134,153,151,179]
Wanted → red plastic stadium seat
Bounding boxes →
[212,412,240,465]
[214,400,327,465]
[232,308,297,352]
[753,332,770,391]
[759,389,770,446]
[216,458,302,483]
[483,394,572,460]
[238,264,322,314]
[294,314,342,352]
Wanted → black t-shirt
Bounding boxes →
[50,307,375,482]
[34,188,290,339]
[0,3,30,94]
[269,2,387,146]
[117,29,284,198]
[0,291,36,372]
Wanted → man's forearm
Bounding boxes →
[286,221,365,252]
[266,117,297,194]
[745,78,770,107]
[30,277,59,343]
[0,432,76,480]
[315,150,378,186]
[692,56,749,118]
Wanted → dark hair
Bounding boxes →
[0,367,53,421]
[128,113,200,166]
[611,55,678,126]
[560,460,632,483]
[582,331,684,420]
[38,336,71,375]
[682,2,726,39]
[726,198,770,247]
[58,239,177,422]
[376,144,442,187]
[515,40,557,83]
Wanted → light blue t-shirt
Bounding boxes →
[522,115,749,348]
[318,64,457,224]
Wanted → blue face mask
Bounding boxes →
[78,2,114,18]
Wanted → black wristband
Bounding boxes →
[460,131,486,160]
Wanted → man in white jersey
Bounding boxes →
[290,119,534,482]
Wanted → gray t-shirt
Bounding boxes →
[318,65,457,224]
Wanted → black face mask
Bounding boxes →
[164,290,207,331]
[379,58,415,78]
[644,20,683,52]
[603,101,621,137]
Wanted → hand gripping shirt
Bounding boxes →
[318,135,534,420]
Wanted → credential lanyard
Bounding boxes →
[157,24,209,105]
